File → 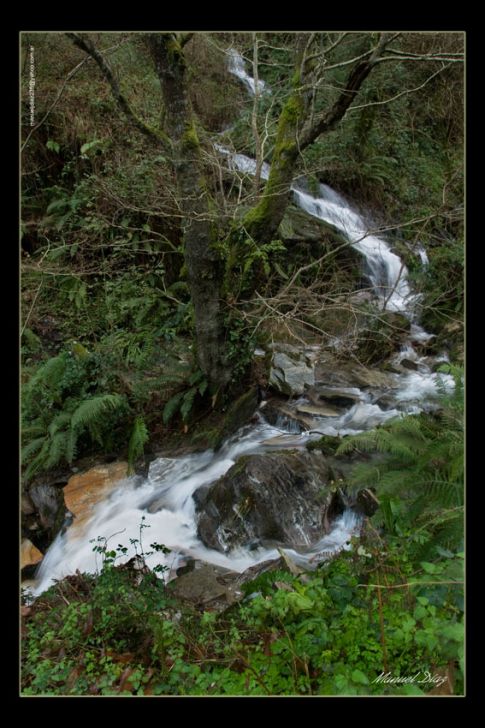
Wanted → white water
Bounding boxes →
[292,184,417,314]
[32,421,361,596]
[227,48,268,96]
[28,46,451,599]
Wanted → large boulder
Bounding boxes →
[269,350,315,396]
[63,461,129,537]
[28,482,67,548]
[195,450,343,553]
[314,353,398,391]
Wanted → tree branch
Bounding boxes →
[66,32,171,149]
[299,33,393,152]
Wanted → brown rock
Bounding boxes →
[296,403,341,417]
[21,539,43,570]
[64,462,128,537]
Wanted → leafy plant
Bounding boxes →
[127,416,149,473]
[162,370,208,426]
[21,350,128,479]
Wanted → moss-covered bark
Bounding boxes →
[148,34,230,392]
[242,93,305,244]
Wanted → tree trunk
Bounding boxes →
[147,34,230,392]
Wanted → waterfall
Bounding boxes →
[32,422,361,596]
[227,48,268,96]
[26,44,453,600]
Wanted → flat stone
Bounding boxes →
[168,563,242,608]
[296,403,341,417]
[262,434,307,446]
[21,539,43,570]
[64,462,129,537]
[400,358,419,371]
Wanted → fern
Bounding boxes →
[180,387,197,422]
[48,412,73,438]
[71,394,124,432]
[127,416,149,473]
[45,431,68,469]
[21,436,47,464]
[340,372,464,554]
[65,427,78,464]
[163,392,184,425]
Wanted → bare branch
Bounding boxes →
[66,32,170,149]
[347,63,450,112]
[299,33,392,152]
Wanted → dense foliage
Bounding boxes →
[21,372,464,696]
[21,32,464,697]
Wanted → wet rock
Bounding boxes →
[168,557,291,611]
[400,358,419,371]
[196,450,343,553]
[354,488,380,517]
[269,351,315,396]
[295,403,341,417]
[21,493,36,515]
[307,384,363,409]
[63,462,129,537]
[350,290,375,306]
[262,398,315,432]
[262,434,307,447]
[279,204,345,244]
[21,539,43,570]
[314,354,398,391]
[167,563,243,609]
[29,482,66,544]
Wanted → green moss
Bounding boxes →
[181,122,200,151]
[306,435,342,456]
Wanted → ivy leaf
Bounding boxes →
[351,669,369,685]
[46,139,60,153]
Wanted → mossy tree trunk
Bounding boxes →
[66,32,394,393]
[242,34,391,248]
[147,34,230,393]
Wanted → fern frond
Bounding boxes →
[48,412,72,437]
[21,422,47,439]
[128,416,149,472]
[23,438,51,481]
[65,428,78,464]
[163,392,184,425]
[181,387,197,422]
[71,394,124,432]
[26,353,68,393]
[21,436,47,464]
[45,431,68,469]
[337,429,416,461]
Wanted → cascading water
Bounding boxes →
[32,421,361,596]
[27,45,454,599]
[227,48,268,96]
[291,184,416,314]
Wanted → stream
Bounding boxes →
[29,49,454,598]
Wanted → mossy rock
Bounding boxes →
[306,435,342,456]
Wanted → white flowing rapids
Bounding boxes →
[32,422,361,596]
[227,48,268,96]
[26,45,455,599]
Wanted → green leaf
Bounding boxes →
[46,140,60,153]
[180,387,197,421]
[80,139,102,156]
[128,416,149,471]
[351,669,369,685]
[420,561,439,574]
[286,592,314,613]
[71,394,124,432]
[163,392,184,425]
